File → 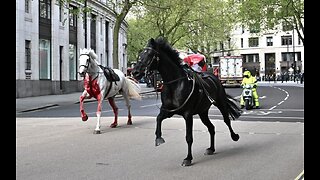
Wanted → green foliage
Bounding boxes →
[127,0,238,62]
[235,0,304,44]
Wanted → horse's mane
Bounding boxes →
[80,48,98,60]
[80,48,100,65]
[154,37,181,67]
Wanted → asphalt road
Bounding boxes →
[16,84,304,180]
[17,84,304,123]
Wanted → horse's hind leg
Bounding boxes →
[181,113,194,166]
[219,107,239,141]
[108,97,119,128]
[199,110,215,155]
[122,92,132,125]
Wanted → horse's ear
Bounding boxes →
[150,38,155,44]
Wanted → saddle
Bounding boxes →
[182,64,210,80]
[98,65,120,82]
[182,64,216,104]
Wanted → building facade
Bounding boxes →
[16,0,129,98]
[211,23,304,79]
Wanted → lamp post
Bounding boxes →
[292,28,296,82]
[84,0,87,48]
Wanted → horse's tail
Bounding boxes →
[225,94,242,120]
[125,77,142,100]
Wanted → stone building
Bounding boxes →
[16,0,129,97]
[211,23,304,78]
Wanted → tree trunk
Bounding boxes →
[112,0,135,69]
[112,20,121,69]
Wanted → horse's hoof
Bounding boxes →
[181,159,192,166]
[82,115,88,121]
[93,130,101,134]
[110,123,117,128]
[232,134,240,141]
[127,121,132,125]
[155,137,165,146]
[204,148,215,155]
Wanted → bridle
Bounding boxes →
[140,47,195,113]
[79,54,91,72]
[140,47,160,71]
[78,54,102,80]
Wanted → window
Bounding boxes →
[25,0,30,13]
[91,14,96,51]
[281,35,292,46]
[282,52,294,61]
[100,18,103,35]
[69,44,77,80]
[59,2,64,23]
[25,40,31,70]
[69,6,77,27]
[241,38,243,48]
[220,42,224,50]
[39,0,51,19]
[39,39,51,79]
[243,54,259,63]
[249,37,259,47]
[266,37,273,46]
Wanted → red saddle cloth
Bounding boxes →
[183,54,207,72]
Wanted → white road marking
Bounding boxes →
[259,96,266,99]
[268,87,290,110]
[207,114,304,120]
[269,106,277,110]
[294,170,304,180]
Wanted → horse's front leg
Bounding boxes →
[94,94,103,134]
[79,90,89,121]
[155,110,168,146]
[108,97,119,128]
[182,114,193,166]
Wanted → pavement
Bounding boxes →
[16,81,303,114]
[16,83,156,114]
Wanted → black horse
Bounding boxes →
[132,37,242,166]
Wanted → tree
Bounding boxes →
[234,0,304,45]
[112,0,140,69]
[59,0,141,69]
[128,0,237,63]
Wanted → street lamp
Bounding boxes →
[292,28,296,82]
[84,0,87,48]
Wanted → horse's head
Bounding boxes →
[78,48,98,77]
[132,38,160,80]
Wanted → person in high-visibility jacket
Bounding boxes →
[240,70,260,109]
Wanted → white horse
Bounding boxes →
[78,48,141,134]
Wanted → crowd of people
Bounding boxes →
[261,71,304,84]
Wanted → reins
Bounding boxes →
[162,76,187,85]
[141,46,197,113]
[161,75,196,113]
